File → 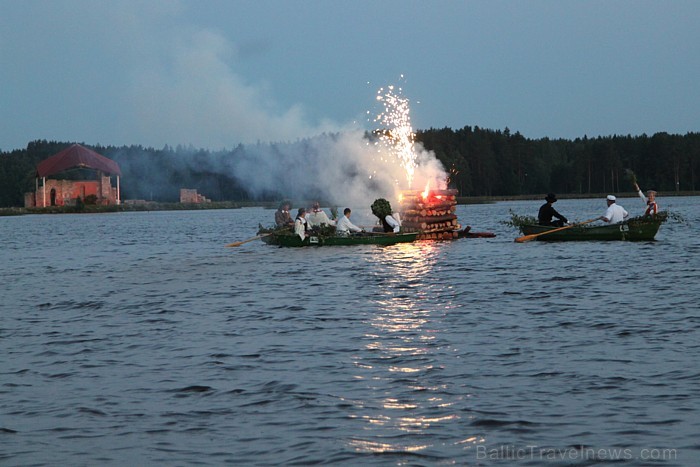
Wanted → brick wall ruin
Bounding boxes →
[180,188,211,204]
[25,175,118,207]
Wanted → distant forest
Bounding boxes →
[1,127,699,207]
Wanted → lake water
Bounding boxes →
[1,197,698,466]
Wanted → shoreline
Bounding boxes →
[2,192,698,216]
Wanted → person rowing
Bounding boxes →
[335,208,363,236]
[599,195,629,224]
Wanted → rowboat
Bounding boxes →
[519,214,666,241]
[260,231,419,247]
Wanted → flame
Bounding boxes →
[421,181,430,200]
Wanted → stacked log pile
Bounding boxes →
[399,189,461,240]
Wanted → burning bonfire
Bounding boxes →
[399,185,460,240]
[371,78,485,240]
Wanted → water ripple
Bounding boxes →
[1,203,699,465]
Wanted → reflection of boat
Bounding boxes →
[261,231,419,247]
[519,214,666,241]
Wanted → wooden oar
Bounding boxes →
[514,218,598,243]
[226,233,271,247]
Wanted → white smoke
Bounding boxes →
[205,130,446,226]
[109,2,449,218]
[4,1,447,216]
[122,29,337,147]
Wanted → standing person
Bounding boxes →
[599,195,629,224]
[275,201,294,227]
[336,208,363,235]
[294,208,308,240]
[538,193,568,227]
[307,201,335,228]
[634,183,659,216]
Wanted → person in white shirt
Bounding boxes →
[307,201,335,228]
[600,195,629,224]
[294,208,308,240]
[335,208,363,235]
[382,213,401,233]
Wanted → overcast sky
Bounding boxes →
[1,0,699,152]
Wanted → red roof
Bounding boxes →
[36,144,122,177]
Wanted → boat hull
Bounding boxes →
[261,231,419,247]
[520,218,663,241]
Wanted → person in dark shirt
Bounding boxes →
[275,201,294,227]
[538,193,568,227]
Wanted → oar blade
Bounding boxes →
[226,233,271,248]
[514,234,537,243]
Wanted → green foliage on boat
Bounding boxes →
[501,210,537,229]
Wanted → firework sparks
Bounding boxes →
[371,78,418,188]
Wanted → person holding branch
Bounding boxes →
[634,183,659,216]
[371,198,401,233]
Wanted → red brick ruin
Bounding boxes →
[26,144,121,208]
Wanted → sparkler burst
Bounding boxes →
[371,79,418,188]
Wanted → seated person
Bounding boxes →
[383,213,401,233]
[275,201,294,227]
[336,208,363,235]
[294,208,308,240]
[538,193,568,227]
[600,195,629,224]
[634,183,659,216]
[307,201,335,228]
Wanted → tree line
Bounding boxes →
[1,128,698,207]
[0,141,249,206]
[419,126,699,197]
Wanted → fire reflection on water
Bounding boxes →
[347,241,475,455]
